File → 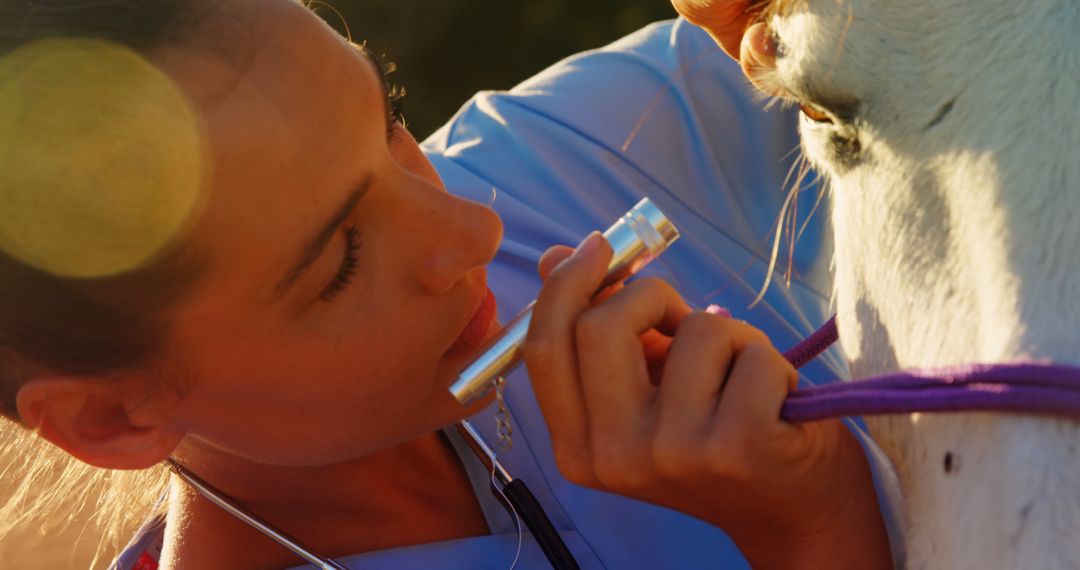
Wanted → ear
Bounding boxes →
[15,376,185,470]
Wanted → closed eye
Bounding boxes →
[781,76,861,124]
[320,224,361,302]
[799,102,833,124]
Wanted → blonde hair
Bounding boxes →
[0,421,170,568]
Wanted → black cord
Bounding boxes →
[503,479,581,570]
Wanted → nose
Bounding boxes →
[413,186,503,294]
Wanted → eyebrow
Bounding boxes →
[274,178,370,298]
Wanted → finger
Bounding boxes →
[739,22,780,96]
[574,278,692,447]
[671,0,757,59]
[538,245,575,281]
[539,245,624,303]
[525,232,613,481]
[715,342,799,436]
[654,311,735,441]
[642,331,674,385]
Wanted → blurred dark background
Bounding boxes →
[311,1,679,139]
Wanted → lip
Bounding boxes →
[447,287,498,358]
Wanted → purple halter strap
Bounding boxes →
[779,317,1080,423]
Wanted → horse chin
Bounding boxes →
[769,0,1080,566]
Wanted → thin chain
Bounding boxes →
[495,376,513,451]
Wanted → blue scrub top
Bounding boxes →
[114,18,900,570]
[411,18,847,570]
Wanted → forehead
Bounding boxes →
[157,0,382,296]
[174,0,378,173]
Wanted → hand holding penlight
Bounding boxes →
[449,198,680,405]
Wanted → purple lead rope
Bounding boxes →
[781,316,840,370]
[778,317,1080,423]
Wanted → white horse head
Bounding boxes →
[760,0,1080,566]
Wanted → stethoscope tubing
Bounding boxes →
[455,420,581,570]
[164,458,349,570]
[167,425,580,570]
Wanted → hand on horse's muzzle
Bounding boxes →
[670,0,758,59]
[671,1,780,96]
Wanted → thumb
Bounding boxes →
[538,245,575,281]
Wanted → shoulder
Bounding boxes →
[424,18,777,161]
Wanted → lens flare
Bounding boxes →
[0,38,205,278]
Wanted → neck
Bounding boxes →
[159,431,490,570]
[830,154,1080,568]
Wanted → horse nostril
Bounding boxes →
[828,132,862,170]
[944,451,958,474]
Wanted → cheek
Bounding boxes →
[271,326,433,441]
[319,302,439,393]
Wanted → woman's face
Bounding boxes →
[158,0,503,465]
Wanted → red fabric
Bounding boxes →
[132,551,159,570]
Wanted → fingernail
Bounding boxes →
[706,304,731,318]
[574,231,603,257]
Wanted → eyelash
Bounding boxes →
[320,224,361,302]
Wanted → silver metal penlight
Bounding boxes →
[450,197,680,405]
